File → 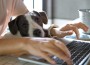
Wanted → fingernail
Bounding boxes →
[67,58,73,65]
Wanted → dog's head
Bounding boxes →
[8,11,48,37]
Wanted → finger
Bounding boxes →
[74,22,89,32]
[27,48,56,64]
[64,24,80,39]
[58,30,73,38]
[71,26,80,39]
[60,22,88,32]
[54,40,71,58]
[61,24,80,39]
[40,52,56,64]
[44,39,71,57]
[64,58,73,65]
[60,24,72,31]
[43,47,72,65]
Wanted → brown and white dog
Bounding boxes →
[3,11,50,38]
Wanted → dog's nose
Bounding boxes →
[33,29,42,37]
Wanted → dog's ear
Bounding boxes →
[17,15,29,37]
[33,11,48,24]
[39,11,48,24]
[33,11,41,17]
[8,18,18,35]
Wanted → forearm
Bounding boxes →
[0,37,27,55]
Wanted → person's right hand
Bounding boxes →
[23,37,73,65]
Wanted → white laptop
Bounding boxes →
[18,34,90,65]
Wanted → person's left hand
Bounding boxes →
[50,22,88,39]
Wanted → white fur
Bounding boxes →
[3,13,45,38]
[25,13,45,37]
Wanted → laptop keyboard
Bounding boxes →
[52,41,90,65]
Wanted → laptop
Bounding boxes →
[18,37,90,65]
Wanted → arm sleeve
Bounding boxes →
[12,0,29,16]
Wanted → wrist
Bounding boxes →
[48,24,58,37]
[21,37,32,52]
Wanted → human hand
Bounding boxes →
[23,37,73,65]
[50,22,88,39]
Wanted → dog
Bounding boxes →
[3,11,50,38]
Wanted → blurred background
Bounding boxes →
[23,0,90,28]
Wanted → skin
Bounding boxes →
[0,37,72,65]
[0,22,88,65]
[51,22,89,39]
[0,1,88,65]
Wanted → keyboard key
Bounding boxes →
[52,40,90,65]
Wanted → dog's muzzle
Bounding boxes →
[8,11,48,37]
